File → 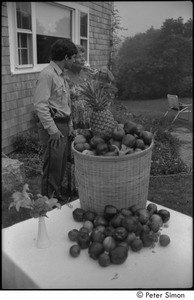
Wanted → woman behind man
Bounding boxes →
[63,45,116,195]
[67,44,115,129]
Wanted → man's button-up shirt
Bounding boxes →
[33,61,71,135]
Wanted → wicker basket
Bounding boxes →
[72,141,154,215]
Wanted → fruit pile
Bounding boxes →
[73,120,153,157]
[68,203,171,267]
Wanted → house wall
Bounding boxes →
[1,1,113,154]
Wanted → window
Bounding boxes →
[80,12,89,61]
[36,2,72,64]
[7,2,89,74]
[16,2,33,66]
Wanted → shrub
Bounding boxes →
[12,131,41,154]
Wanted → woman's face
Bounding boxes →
[74,51,85,68]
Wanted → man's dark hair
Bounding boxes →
[51,39,77,61]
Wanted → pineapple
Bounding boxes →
[79,79,116,140]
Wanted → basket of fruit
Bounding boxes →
[72,79,154,215]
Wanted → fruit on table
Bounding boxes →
[110,213,125,228]
[90,229,105,243]
[122,134,136,148]
[120,208,133,217]
[149,214,163,228]
[69,244,81,257]
[88,242,104,260]
[104,204,118,221]
[103,236,116,252]
[79,227,90,234]
[125,232,137,245]
[112,226,128,241]
[131,238,143,252]
[83,210,97,222]
[110,246,128,264]
[129,204,141,214]
[118,241,129,250]
[72,208,85,222]
[135,208,150,225]
[140,230,155,247]
[93,215,109,227]
[112,125,125,141]
[149,220,161,233]
[159,234,171,246]
[68,229,79,242]
[147,203,158,215]
[98,252,111,267]
[77,232,91,249]
[104,226,115,237]
[69,203,171,267]
[121,216,139,233]
[158,209,170,223]
[95,225,106,233]
[135,221,143,236]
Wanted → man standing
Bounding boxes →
[33,39,77,202]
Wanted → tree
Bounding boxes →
[114,17,192,100]
[109,6,127,71]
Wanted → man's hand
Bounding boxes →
[69,125,74,136]
[49,131,64,148]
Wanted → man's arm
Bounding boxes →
[33,73,59,135]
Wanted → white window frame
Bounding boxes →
[7,1,89,75]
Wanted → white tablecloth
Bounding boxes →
[2,200,193,289]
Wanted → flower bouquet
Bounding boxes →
[9,184,61,248]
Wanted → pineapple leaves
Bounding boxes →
[79,78,114,111]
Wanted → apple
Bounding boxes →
[123,121,137,135]
[110,213,125,228]
[158,209,170,223]
[112,125,125,141]
[122,134,136,148]
[135,208,150,225]
[108,139,121,151]
[88,242,104,260]
[112,226,128,241]
[104,204,118,221]
[90,229,105,243]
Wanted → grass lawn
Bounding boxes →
[2,97,193,228]
[119,97,193,132]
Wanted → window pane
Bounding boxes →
[37,35,70,64]
[80,12,87,37]
[17,33,32,65]
[16,2,31,30]
[80,39,88,61]
[36,2,72,38]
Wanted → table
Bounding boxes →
[2,200,193,289]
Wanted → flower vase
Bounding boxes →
[36,216,50,249]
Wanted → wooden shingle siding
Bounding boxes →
[1,1,113,154]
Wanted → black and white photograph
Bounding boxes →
[1,1,193,293]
